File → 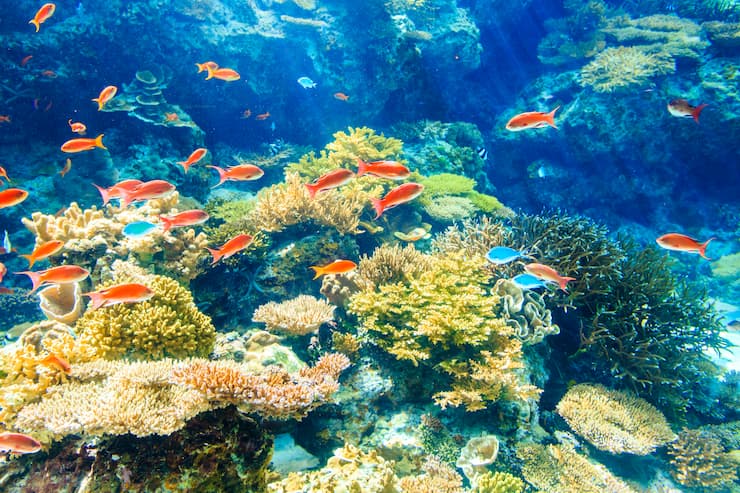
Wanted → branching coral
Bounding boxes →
[349,252,538,411]
[579,46,674,92]
[398,456,465,493]
[556,383,675,455]
[252,295,336,336]
[473,471,525,493]
[667,428,738,489]
[75,260,215,361]
[517,442,637,493]
[355,243,434,289]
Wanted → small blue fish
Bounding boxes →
[297,76,317,89]
[722,310,740,330]
[123,221,159,238]
[2,230,10,253]
[486,246,523,265]
[511,273,549,290]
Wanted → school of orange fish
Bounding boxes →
[0,2,717,456]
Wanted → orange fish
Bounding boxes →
[205,67,240,82]
[119,180,176,207]
[41,70,57,78]
[159,210,209,232]
[0,287,14,295]
[0,188,29,209]
[92,85,117,111]
[68,118,86,134]
[207,164,264,188]
[207,233,253,265]
[83,283,154,310]
[0,432,42,455]
[20,55,33,67]
[310,259,357,279]
[523,263,576,292]
[0,261,6,283]
[305,168,355,199]
[16,264,90,293]
[195,61,219,73]
[356,159,410,180]
[177,148,207,173]
[506,106,560,131]
[0,115,11,123]
[61,134,106,153]
[29,3,55,32]
[667,99,708,124]
[334,92,350,101]
[370,182,424,219]
[255,112,270,121]
[22,240,64,269]
[241,109,252,119]
[656,233,714,260]
[59,158,72,177]
[40,353,71,374]
[0,166,11,183]
[164,112,179,122]
[92,179,143,205]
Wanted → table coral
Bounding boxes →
[253,295,336,336]
[579,46,674,92]
[75,260,215,361]
[556,383,675,455]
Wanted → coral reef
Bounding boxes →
[75,260,215,361]
[556,383,675,455]
[456,434,499,481]
[579,46,674,92]
[418,173,512,222]
[517,442,637,493]
[667,427,738,489]
[0,288,42,331]
[472,471,525,493]
[493,279,559,345]
[37,282,84,325]
[252,295,336,336]
[398,456,465,493]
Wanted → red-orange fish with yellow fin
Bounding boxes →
[29,3,55,32]
[16,264,90,293]
[207,234,253,265]
[656,233,714,259]
[506,106,560,131]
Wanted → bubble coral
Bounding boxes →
[75,260,215,361]
[556,383,675,455]
[252,295,336,336]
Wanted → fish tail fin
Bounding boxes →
[20,254,36,269]
[83,291,107,311]
[371,198,385,219]
[547,106,560,129]
[16,271,42,293]
[206,247,223,265]
[94,134,106,150]
[205,67,215,80]
[304,183,318,199]
[119,189,134,208]
[206,165,226,188]
[356,158,369,177]
[177,160,190,173]
[699,237,715,260]
[159,215,173,233]
[310,266,323,280]
[29,19,40,32]
[195,63,204,73]
[92,183,110,205]
[559,276,576,292]
[693,103,708,124]
[91,97,103,111]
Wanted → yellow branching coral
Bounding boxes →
[472,471,525,493]
[517,442,637,493]
[556,383,675,455]
[75,260,215,361]
[398,456,465,493]
[172,353,350,420]
[249,172,367,234]
[252,295,336,336]
[355,243,434,289]
[579,46,673,92]
[667,428,738,489]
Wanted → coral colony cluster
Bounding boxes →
[0,0,739,492]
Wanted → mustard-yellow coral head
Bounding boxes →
[75,261,215,361]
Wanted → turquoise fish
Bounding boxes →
[486,246,524,265]
[123,221,159,238]
[297,76,317,89]
[511,273,549,290]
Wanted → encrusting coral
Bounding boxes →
[666,428,739,489]
[75,260,216,361]
[556,383,675,455]
[252,295,336,336]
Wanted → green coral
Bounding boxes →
[473,471,525,493]
[348,252,539,411]
[76,261,216,361]
[419,173,512,221]
[579,46,674,92]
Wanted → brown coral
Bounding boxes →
[667,428,738,489]
[252,295,336,336]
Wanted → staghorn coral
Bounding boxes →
[517,442,637,493]
[75,260,215,361]
[579,46,674,92]
[252,295,336,336]
[667,428,738,489]
[556,383,675,455]
[354,242,434,290]
[472,471,525,493]
[349,252,539,411]
[249,172,368,234]
[493,279,559,345]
